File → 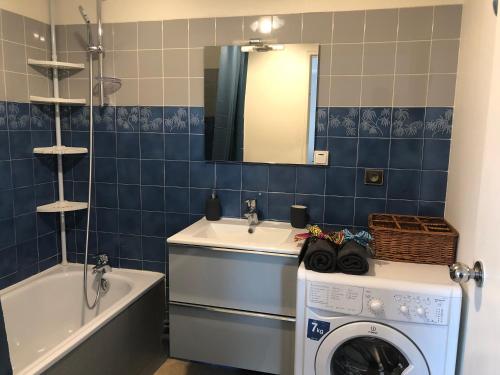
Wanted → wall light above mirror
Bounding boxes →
[204,42,320,165]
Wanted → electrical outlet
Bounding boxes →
[364,169,384,185]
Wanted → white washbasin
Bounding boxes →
[167,217,306,255]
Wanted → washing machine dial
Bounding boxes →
[399,304,409,315]
[369,298,384,314]
[416,306,427,319]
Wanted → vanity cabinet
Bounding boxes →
[168,244,298,375]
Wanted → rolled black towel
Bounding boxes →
[0,300,13,375]
[303,238,338,273]
[337,240,370,275]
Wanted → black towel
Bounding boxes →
[0,300,12,375]
[302,238,338,273]
[337,240,370,275]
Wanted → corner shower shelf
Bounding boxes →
[33,146,88,155]
[37,201,88,213]
[27,58,85,70]
[29,96,87,105]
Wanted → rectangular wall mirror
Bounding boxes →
[204,43,320,165]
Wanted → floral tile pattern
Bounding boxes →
[359,108,392,137]
[116,106,140,132]
[7,102,30,130]
[140,107,163,133]
[164,107,188,133]
[316,107,328,136]
[392,108,425,138]
[0,102,7,130]
[425,108,453,139]
[93,106,116,132]
[189,107,204,134]
[328,107,359,137]
[30,104,53,130]
[70,106,90,131]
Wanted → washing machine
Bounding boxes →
[295,259,462,375]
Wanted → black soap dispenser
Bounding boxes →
[205,191,221,221]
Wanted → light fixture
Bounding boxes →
[250,16,285,35]
[241,39,285,53]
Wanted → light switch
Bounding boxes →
[313,151,329,165]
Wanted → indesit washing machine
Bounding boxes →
[295,260,462,375]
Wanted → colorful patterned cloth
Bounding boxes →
[295,226,373,248]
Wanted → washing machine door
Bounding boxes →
[315,322,429,375]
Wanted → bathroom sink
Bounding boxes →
[167,218,305,255]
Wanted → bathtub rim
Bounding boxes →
[0,263,164,375]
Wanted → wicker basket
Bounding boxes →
[368,214,458,265]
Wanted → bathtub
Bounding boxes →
[0,263,166,375]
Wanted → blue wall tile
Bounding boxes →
[269,165,296,193]
[165,187,189,213]
[0,161,13,191]
[141,133,164,159]
[117,158,140,184]
[190,162,214,189]
[296,166,325,195]
[189,188,212,215]
[316,108,328,136]
[118,184,141,210]
[189,135,205,161]
[327,137,358,167]
[93,106,116,132]
[95,183,118,208]
[94,132,117,157]
[325,167,356,197]
[418,201,445,217]
[358,139,390,168]
[164,107,189,133]
[165,213,190,237]
[386,199,419,215]
[354,198,386,227]
[142,236,166,262]
[165,161,189,187]
[142,185,165,212]
[388,170,421,200]
[94,157,117,183]
[324,196,354,226]
[0,132,10,160]
[10,131,33,159]
[119,234,142,259]
[142,211,165,237]
[12,159,34,188]
[97,208,119,233]
[0,190,14,219]
[295,194,325,224]
[422,139,450,171]
[216,163,242,190]
[389,139,423,169]
[420,171,448,201]
[217,189,241,217]
[141,159,164,186]
[7,102,30,130]
[242,164,268,191]
[15,213,37,241]
[268,193,294,221]
[117,133,140,158]
[164,134,189,160]
[14,187,36,215]
[119,210,142,235]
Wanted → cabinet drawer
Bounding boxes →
[169,245,298,316]
[169,302,295,375]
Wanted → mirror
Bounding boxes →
[204,43,320,165]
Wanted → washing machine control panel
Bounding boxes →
[307,282,450,325]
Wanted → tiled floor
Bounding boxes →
[154,358,266,375]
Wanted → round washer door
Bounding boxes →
[315,322,429,375]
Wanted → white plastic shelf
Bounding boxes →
[34,146,88,155]
[37,201,88,213]
[30,96,86,105]
[28,58,85,70]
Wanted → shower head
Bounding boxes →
[78,5,91,24]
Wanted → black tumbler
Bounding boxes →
[290,205,308,228]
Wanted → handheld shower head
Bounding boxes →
[78,5,91,24]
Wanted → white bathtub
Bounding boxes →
[0,263,164,375]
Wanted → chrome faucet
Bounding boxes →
[93,253,112,275]
[244,199,259,233]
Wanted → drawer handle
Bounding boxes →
[170,301,296,323]
[176,244,299,259]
